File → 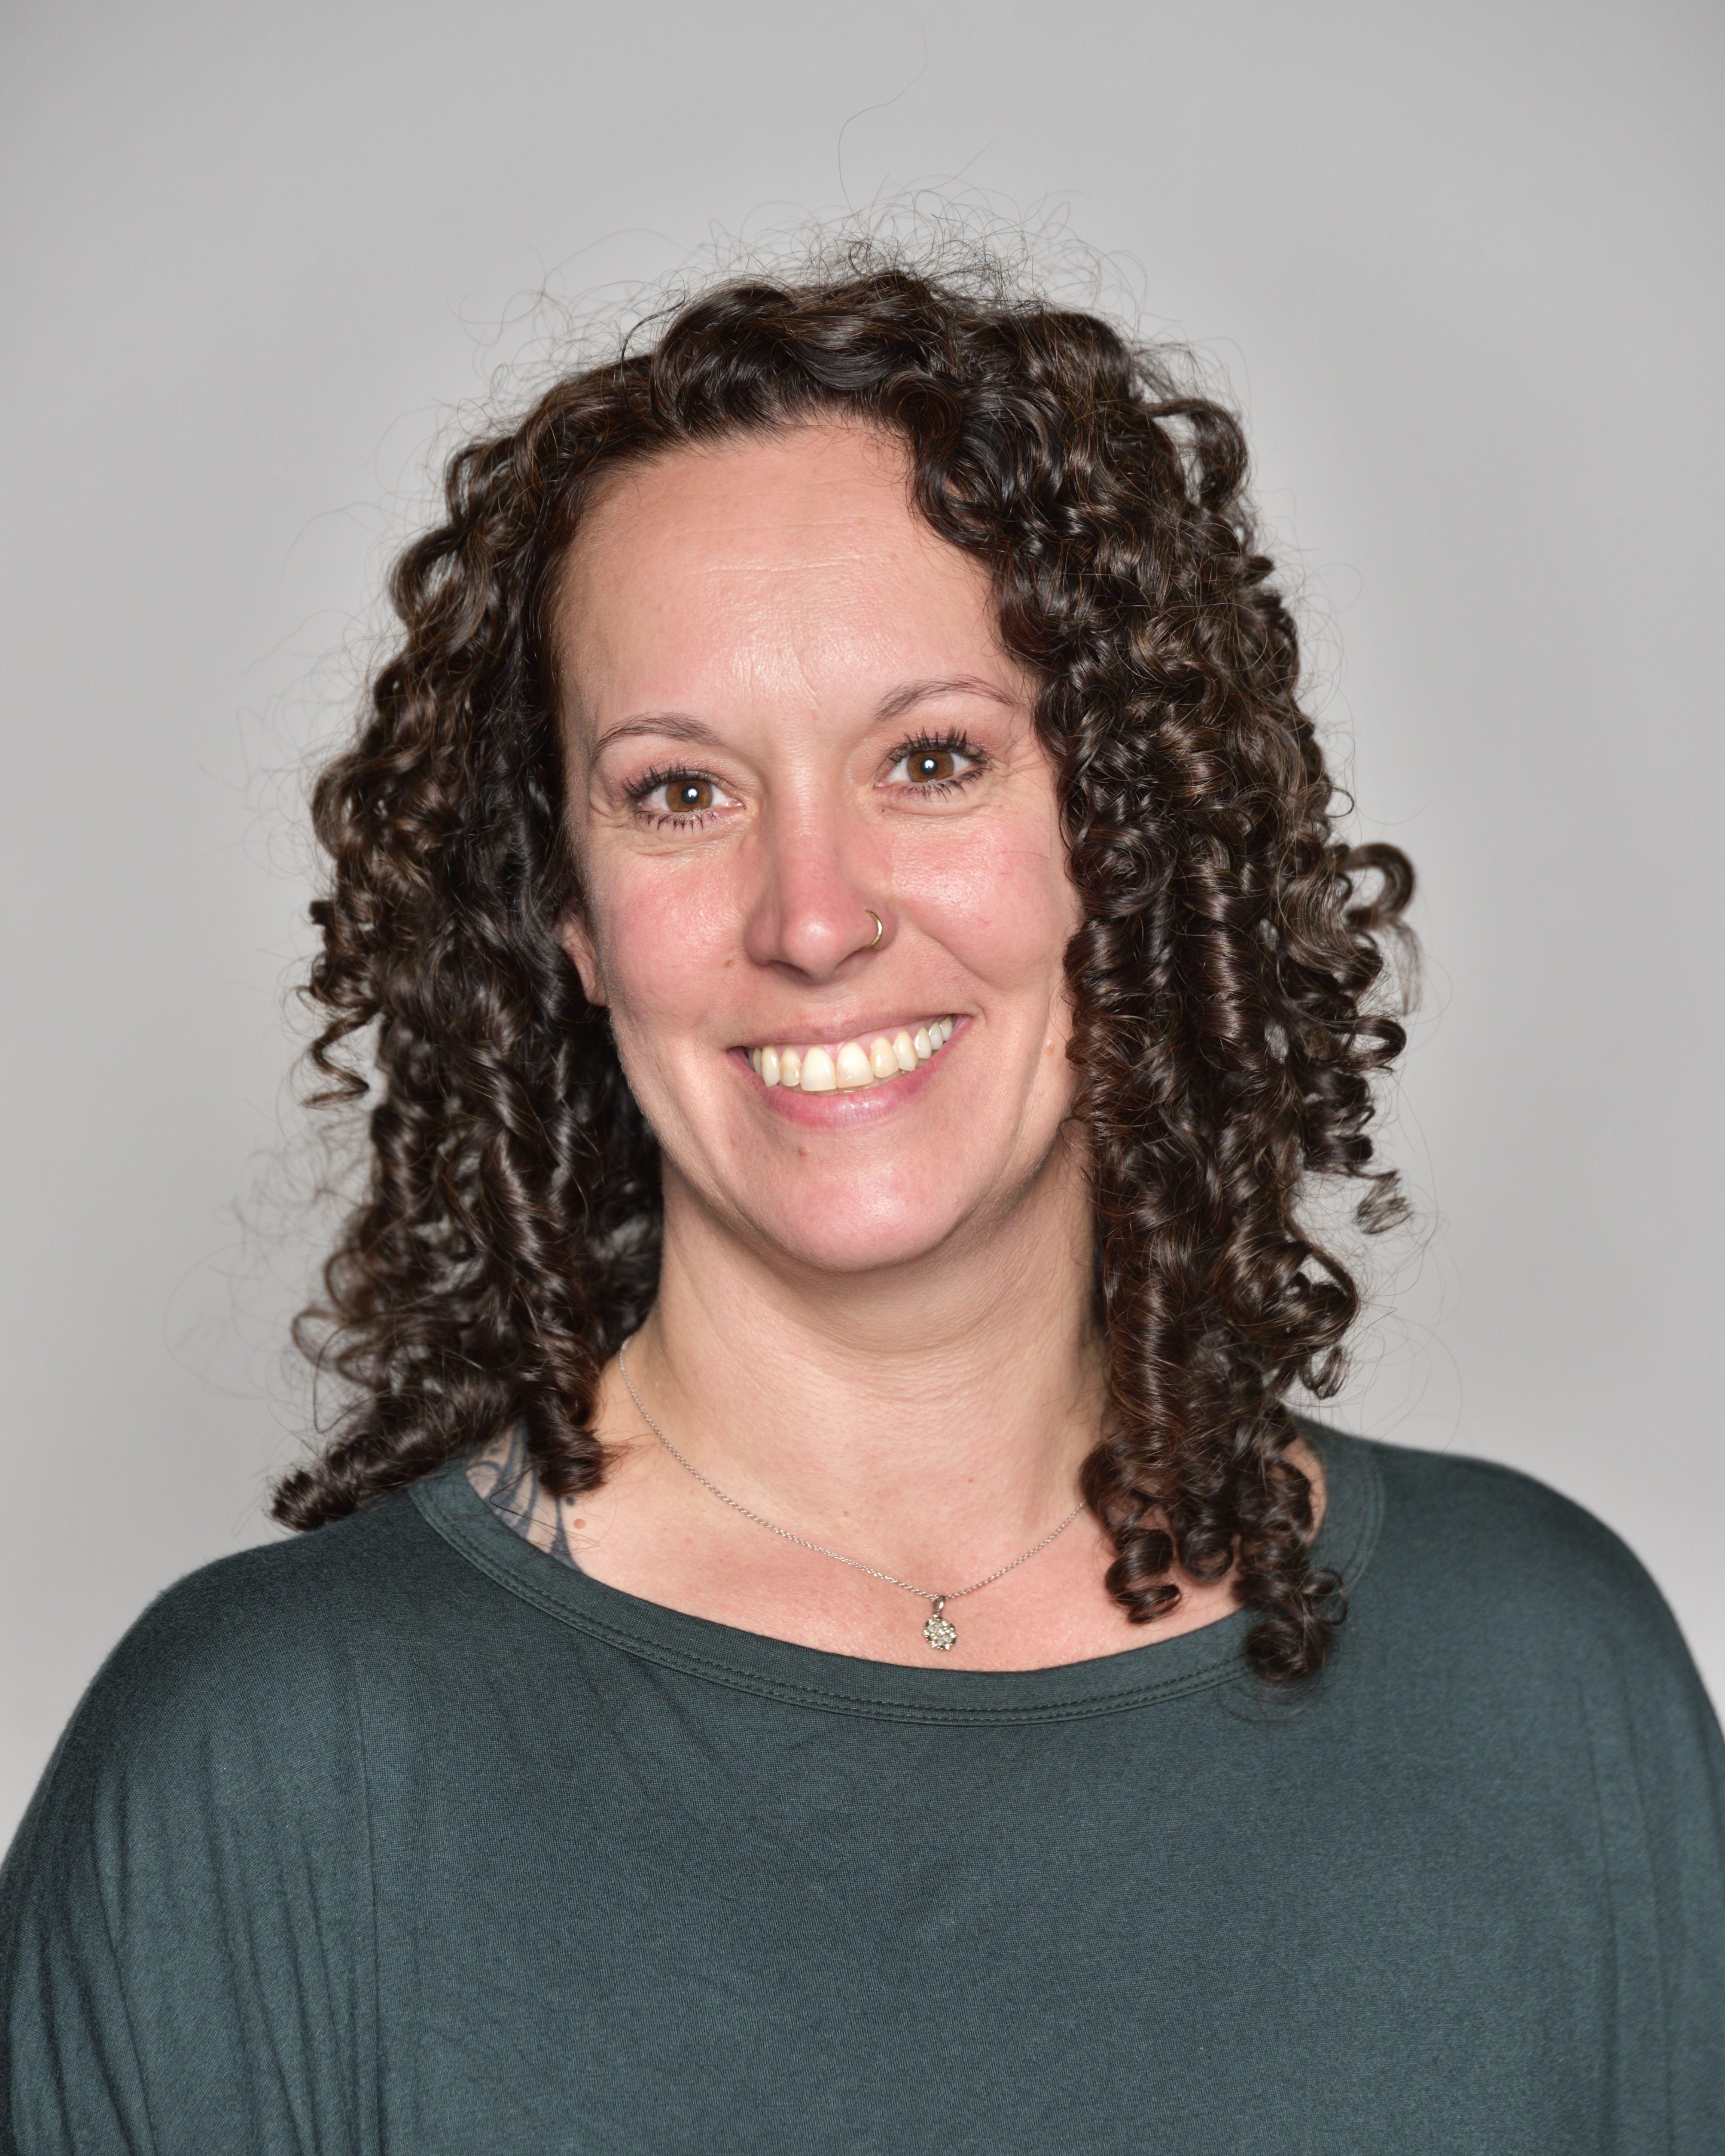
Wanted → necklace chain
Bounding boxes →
[617,1339,1087,1634]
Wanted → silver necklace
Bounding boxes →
[618,1339,1087,1654]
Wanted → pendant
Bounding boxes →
[923,1596,958,1652]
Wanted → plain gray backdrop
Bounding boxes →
[3,0,1721,1842]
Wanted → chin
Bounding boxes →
[734,1181,978,1277]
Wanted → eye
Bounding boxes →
[885,734,985,794]
[629,768,737,825]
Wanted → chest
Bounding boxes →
[361,1668,1619,2154]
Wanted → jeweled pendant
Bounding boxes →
[923,1596,958,1652]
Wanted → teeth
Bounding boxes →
[835,1041,874,1089]
[750,1020,957,1092]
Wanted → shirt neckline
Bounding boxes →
[410,1422,1383,1726]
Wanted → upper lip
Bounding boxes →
[733,1012,957,1053]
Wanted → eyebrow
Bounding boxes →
[591,713,728,755]
[873,675,1022,722]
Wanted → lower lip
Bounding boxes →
[731,1025,962,1128]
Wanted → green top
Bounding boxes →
[3,1429,1722,2153]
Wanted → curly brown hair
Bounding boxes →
[275,255,1414,1684]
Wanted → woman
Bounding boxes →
[3,257,1721,2152]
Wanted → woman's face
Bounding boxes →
[555,420,1084,1276]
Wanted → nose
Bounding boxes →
[741,801,887,981]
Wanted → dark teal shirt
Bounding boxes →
[3,1430,1722,2152]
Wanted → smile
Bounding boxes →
[746,1018,957,1093]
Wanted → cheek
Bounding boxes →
[586,856,744,1042]
[892,814,1079,990]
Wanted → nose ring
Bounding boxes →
[865,909,884,950]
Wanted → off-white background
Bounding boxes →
[3,0,1721,1842]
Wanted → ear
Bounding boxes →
[556,912,607,1009]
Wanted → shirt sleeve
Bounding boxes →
[1423,1447,1725,2147]
[1593,1560,1725,2148]
[0,1547,380,2156]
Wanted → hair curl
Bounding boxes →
[275,255,1414,1684]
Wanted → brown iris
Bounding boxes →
[666,776,714,813]
[906,749,957,783]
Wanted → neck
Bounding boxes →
[619,1135,1103,1575]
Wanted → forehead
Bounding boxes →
[552,422,1014,728]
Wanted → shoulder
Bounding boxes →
[109,1486,435,1680]
[21,1489,459,1835]
[0,1501,460,2136]
[1302,1429,1725,1851]
[1310,1425,1700,1683]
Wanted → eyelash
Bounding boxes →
[623,730,989,828]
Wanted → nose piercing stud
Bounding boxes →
[865,910,884,950]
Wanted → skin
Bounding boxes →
[473,420,1317,1670]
